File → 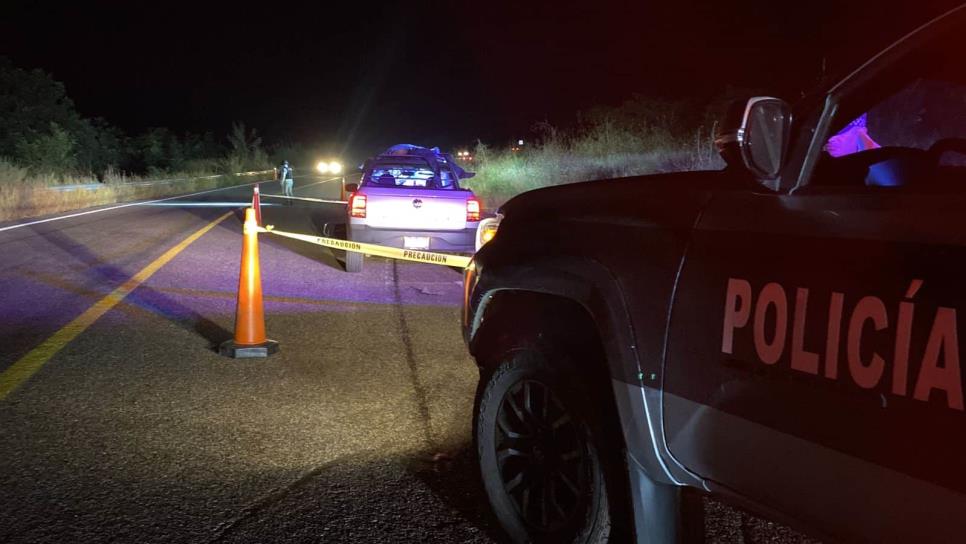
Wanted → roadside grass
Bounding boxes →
[462,122,724,210]
[0,160,269,223]
[463,100,724,210]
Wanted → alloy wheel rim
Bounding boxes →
[495,378,587,532]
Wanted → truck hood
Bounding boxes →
[499,170,746,227]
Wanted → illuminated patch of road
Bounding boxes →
[0,211,234,400]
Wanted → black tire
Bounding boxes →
[344,250,363,273]
[475,349,615,543]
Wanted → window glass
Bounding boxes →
[868,78,966,164]
[813,29,965,190]
[439,168,454,188]
[365,162,444,188]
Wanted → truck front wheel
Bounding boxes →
[475,348,615,543]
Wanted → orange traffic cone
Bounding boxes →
[252,184,263,226]
[220,207,279,358]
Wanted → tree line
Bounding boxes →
[0,58,270,182]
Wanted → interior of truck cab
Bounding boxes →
[805,27,965,193]
[808,143,966,192]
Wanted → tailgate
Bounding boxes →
[363,187,470,230]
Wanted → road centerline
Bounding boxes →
[0,211,235,400]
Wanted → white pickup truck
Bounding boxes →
[343,145,481,272]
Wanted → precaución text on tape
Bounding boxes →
[256,226,472,268]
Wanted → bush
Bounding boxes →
[0,59,86,162]
[462,98,725,209]
[0,157,28,185]
[0,59,259,185]
[225,121,271,172]
[15,122,77,175]
[269,142,316,169]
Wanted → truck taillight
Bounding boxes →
[466,197,481,222]
[349,193,367,218]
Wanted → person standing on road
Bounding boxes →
[280,160,295,201]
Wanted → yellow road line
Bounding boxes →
[0,211,234,400]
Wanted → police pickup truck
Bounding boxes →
[462,6,966,543]
[343,145,479,272]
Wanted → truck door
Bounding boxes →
[662,27,966,542]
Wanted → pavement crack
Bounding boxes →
[205,456,350,543]
[391,260,436,451]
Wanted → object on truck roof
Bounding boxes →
[376,144,475,179]
[383,144,442,156]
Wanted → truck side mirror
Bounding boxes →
[344,183,359,193]
[716,97,791,179]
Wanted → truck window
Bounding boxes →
[438,168,455,188]
[366,163,437,188]
[868,78,966,160]
[813,30,965,190]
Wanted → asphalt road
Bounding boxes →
[0,176,814,543]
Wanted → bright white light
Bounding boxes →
[317,161,330,174]
[329,161,343,174]
[517,139,524,146]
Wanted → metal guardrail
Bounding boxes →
[45,170,273,192]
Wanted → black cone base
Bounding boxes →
[219,339,279,358]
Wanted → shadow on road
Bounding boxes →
[212,446,506,544]
[28,222,233,350]
[252,203,348,273]
[405,444,509,543]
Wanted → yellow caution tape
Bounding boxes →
[259,193,347,205]
[256,226,472,268]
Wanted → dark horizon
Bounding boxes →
[2,0,960,159]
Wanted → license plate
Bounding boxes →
[403,236,430,249]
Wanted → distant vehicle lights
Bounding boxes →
[317,160,344,174]
[457,150,474,161]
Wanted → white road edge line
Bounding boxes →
[0,181,264,234]
[0,175,343,234]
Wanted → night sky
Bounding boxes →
[2,0,961,159]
